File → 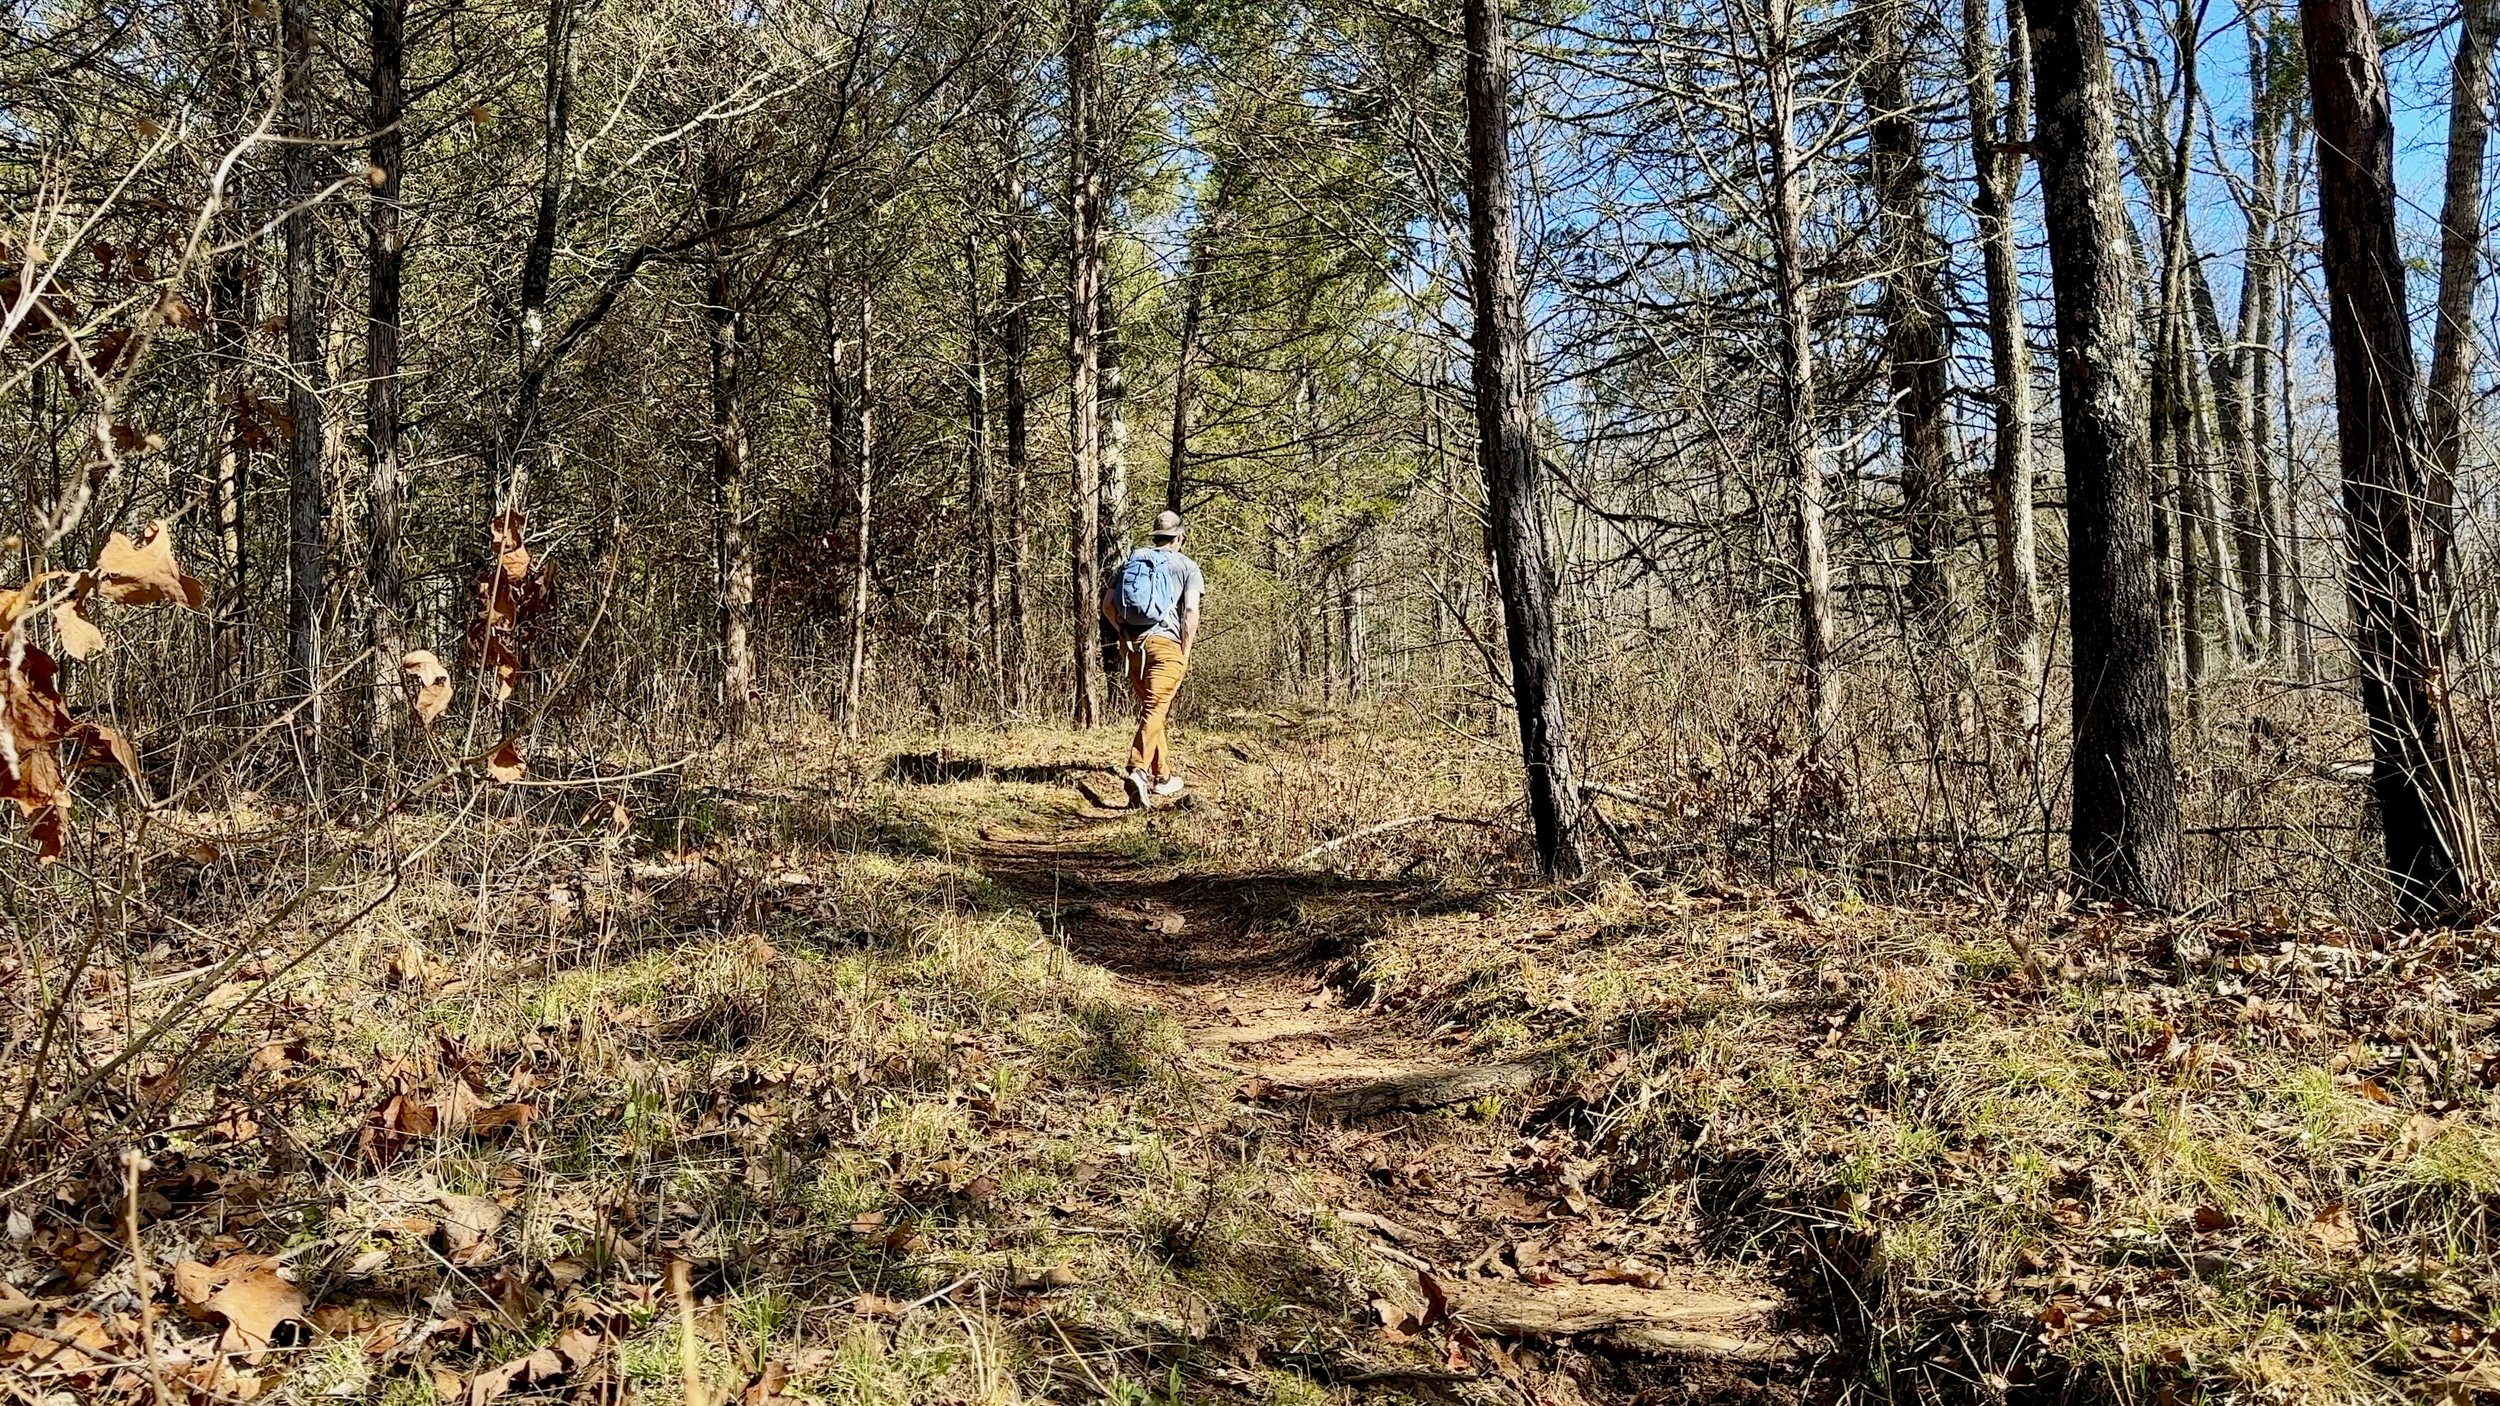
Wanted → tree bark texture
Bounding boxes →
[2427,0,2498,593]
[1464,0,1585,878]
[965,233,996,691]
[2300,0,2476,924]
[365,0,408,755]
[1766,0,1838,756]
[282,0,326,736]
[1001,127,1032,713]
[845,286,875,739]
[495,0,574,521]
[2029,0,2183,907]
[704,156,754,735]
[1970,0,2043,717]
[1863,0,1955,629]
[1065,0,1105,729]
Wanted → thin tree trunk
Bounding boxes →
[2150,0,2207,703]
[282,0,325,743]
[1863,0,1954,627]
[2030,0,2183,907]
[365,0,407,758]
[966,233,996,696]
[1165,182,1225,517]
[1065,0,1105,729]
[1002,134,1032,714]
[495,0,574,522]
[2428,0,2498,608]
[844,285,875,740]
[1971,0,2043,719]
[2300,0,2477,923]
[2285,103,2318,680]
[2243,18,2291,659]
[1464,0,1585,878]
[705,166,753,735]
[1766,0,1838,757]
[2187,237,2264,659]
[208,186,249,704]
[1098,284,1129,670]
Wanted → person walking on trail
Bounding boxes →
[1103,509,1204,809]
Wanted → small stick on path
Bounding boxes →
[1294,814,1491,866]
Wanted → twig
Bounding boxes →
[122,1149,171,1406]
[670,1258,706,1406]
[1293,813,1492,865]
[902,1269,982,1312]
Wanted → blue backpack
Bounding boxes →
[1115,548,1178,638]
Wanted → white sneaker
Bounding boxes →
[1151,775,1185,797]
[1122,769,1149,809]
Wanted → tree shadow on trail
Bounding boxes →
[976,836,1476,984]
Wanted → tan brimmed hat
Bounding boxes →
[1150,509,1184,542]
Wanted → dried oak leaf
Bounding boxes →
[483,739,526,784]
[2306,1203,2362,1256]
[435,1194,505,1255]
[54,598,104,659]
[400,650,452,725]
[92,521,205,609]
[171,1253,307,1363]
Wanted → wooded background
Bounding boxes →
[7,0,2498,923]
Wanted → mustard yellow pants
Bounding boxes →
[1127,635,1188,777]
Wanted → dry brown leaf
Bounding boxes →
[171,1254,307,1363]
[72,722,138,781]
[2306,1203,2362,1255]
[483,738,526,784]
[471,1102,536,1135]
[400,650,452,725]
[436,1194,504,1254]
[92,521,205,609]
[54,598,103,659]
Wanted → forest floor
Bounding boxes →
[6,706,2500,1405]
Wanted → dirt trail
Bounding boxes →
[966,776,1810,1400]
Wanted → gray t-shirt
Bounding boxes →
[1111,546,1204,641]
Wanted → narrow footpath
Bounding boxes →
[960,767,1816,1403]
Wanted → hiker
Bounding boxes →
[1103,509,1205,808]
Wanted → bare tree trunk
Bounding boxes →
[282,0,325,743]
[1863,0,1954,628]
[1465,0,1585,878]
[2300,0,2477,924]
[495,0,574,520]
[2285,104,2318,680]
[2030,0,2183,907]
[1098,285,1129,672]
[2150,0,2207,705]
[2187,239,2263,660]
[1971,0,2042,717]
[965,233,996,696]
[844,285,875,740]
[2428,0,2498,608]
[2243,18,2292,659]
[364,0,407,759]
[1766,0,1838,757]
[1002,136,1032,714]
[208,177,250,702]
[704,163,753,736]
[1065,0,1105,729]
[1165,180,1226,517]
